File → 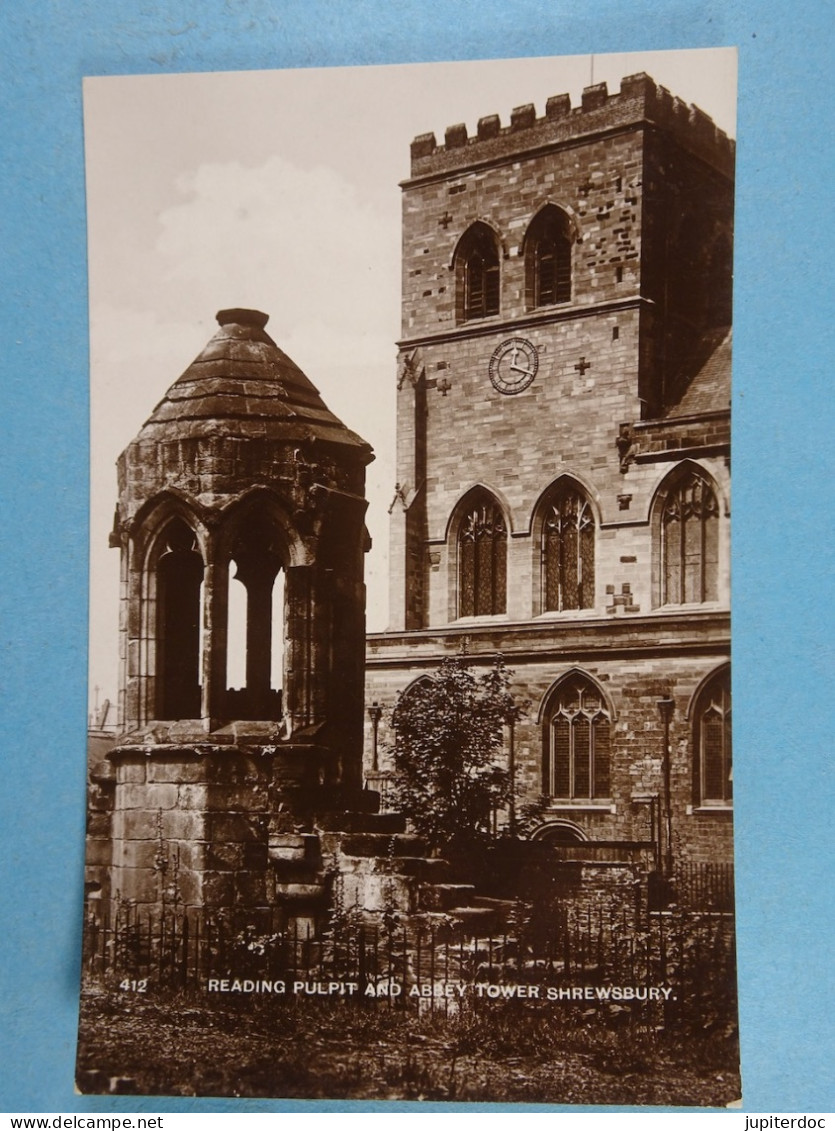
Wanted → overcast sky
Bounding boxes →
[84,47,736,715]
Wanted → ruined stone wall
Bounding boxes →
[109,750,271,910]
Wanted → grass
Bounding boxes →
[76,986,741,1106]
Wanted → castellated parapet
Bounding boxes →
[408,73,734,181]
[370,69,733,876]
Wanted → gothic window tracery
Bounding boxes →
[541,483,595,611]
[694,668,732,806]
[543,675,611,800]
[657,467,720,606]
[458,491,507,617]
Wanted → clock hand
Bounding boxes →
[509,363,533,376]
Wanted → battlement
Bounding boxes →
[408,73,734,181]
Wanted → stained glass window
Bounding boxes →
[542,485,595,611]
[544,676,611,799]
[696,668,732,805]
[660,468,719,605]
[459,493,507,617]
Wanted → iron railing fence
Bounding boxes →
[81,897,736,1030]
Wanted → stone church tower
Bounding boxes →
[107,308,374,912]
[366,74,734,877]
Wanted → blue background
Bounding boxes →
[1,0,832,1114]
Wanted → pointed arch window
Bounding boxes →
[544,675,611,800]
[455,223,500,322]
[458,491,507,617]
[657,466,720,606]
[694,668,732,805]
[541,483,595,612]
[155,517,204,720]
[525,205,572,309]
[392,675,435,725]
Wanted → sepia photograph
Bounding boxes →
[76,48,740,1105]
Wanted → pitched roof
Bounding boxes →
[137,309,373,460]
[665,327,732,418]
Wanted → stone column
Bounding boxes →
[283,563,313,733]
[201,555,228,730]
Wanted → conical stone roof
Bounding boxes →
[138,308,372,458]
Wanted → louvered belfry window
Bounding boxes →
[546,677,611,799]
[542,486,595,611]
[459,223,500,321]
[535,231,571,305]
[525,205,572,309]
[660,469,719,604]
[697,669,732,804]
[459,494,507,617]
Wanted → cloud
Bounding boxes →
[89,155,400,696]
[154,155,399,340]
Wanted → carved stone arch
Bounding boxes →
[217,488,294,569]
[400,672,436,696]
[529,819,588,844]
[644,458,727,525]
[650,460,722,607]
[392,673,436,722]
[446,484,510,620]
[443,481,515,543]
[529,471,602,536]
[519,200,582,251]
[536,668,617,725]
[686,660,731,722]
[448,217,509,268]
[538,669,615,802]
[132,490,209,568]
[530,475,599,615]
[115,494,209,728]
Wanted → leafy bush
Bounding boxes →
[389,656,523,851]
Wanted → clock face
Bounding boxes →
[489,337,539,395]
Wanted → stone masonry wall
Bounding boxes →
[392,105,731,632]
[365,632,732,869]
[401,129,644,340]
[408,74,733,183]
[109,750,271,909]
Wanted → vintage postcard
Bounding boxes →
[77,48,739,1104]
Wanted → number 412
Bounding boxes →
[119,978,148,992]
